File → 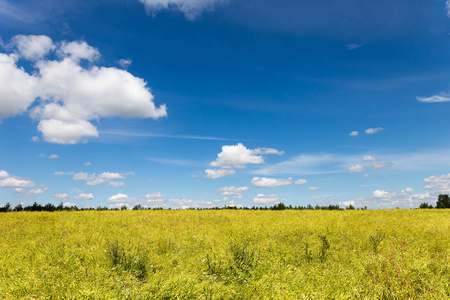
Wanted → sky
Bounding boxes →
[1,0,450,209]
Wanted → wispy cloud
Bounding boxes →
[138,0,227,20]
[417,93,450,103]
[346,43,363,50]
[253,148,450,176]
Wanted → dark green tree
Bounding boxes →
[436,194,450,209]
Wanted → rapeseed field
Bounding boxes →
[0,210,449,299]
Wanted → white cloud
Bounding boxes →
[9,35,55,61]
[363,155,375,161]
[217,186,248,199]
[423,173,450,194]
[210,143,271,168]
[308,187,320,190]
[253,194,283,204]
[168,198,216,209]
[348,164,366,173]
[417,93,450,103]
[31,136,39,142]
[118,59,132,69]
[1,36,167,144]
[0,170,9,179]
[340,200,355,207]
[58,41,100,62]
[447,1,450,17]
[107,193,130,203]
[251,177,292,188]
[205,168,236,179]
[26,187,48,196]
[207,143,283,178]
[0,174,35,188]
[84,162,91,166]
[74,193,94,200]
[138,0,226,20]
[51,193,69,200]
[108,181,124,187]
[0,53,38,119]
[365,127,384,134]
[144,192,167,203]
[73,171,131,186]
[373,190,389,198]
[295,179,307,185]
[354,187,434,209]
[349,131,359,137]
[48,154,58,159]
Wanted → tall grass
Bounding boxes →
[0,209,449,299]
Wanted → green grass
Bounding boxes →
[0,210,449,299]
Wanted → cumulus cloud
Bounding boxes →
[217,186,248,199]
[295,179,307,185]
[365,127,384,134]
[0,53,38,119]
[9,35,55,61]
[0,35,167,144]
[253,194,284,204]
[84,162,91,166]
[138,0,227,20]
[48,154,58,159]
[207,143,283,179]
[210,143,282,168]
[363,155,375,161]
[251,177,292,188]
[0,172,35,188]
[51,193,69,200]
[205,168,236,179]
[349,131,359,137]
[417,94,450,103]
[354,188,433,209]
[423,173,450,194]
[308,187,320,190]
[74,193,94,200]
[107,193,130,203]
[144,192,167,203]
[73,171,132,186]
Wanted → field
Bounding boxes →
[0,210,449,299]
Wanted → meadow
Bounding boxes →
[0,210,449,299]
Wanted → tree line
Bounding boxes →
[1,194,448,213]
[419,194,450,209]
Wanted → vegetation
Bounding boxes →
[0,209,449,299]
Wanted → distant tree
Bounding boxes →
[0,203,11,213]
[120,205,128,211]
[436,194,450,209]
[419,202,433,209]
[14,204,23,212]
[132,204,142,210]
[346,204,355,210]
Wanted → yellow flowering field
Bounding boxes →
[0,209,449,299]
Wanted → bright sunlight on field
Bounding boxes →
[1,210,449,299]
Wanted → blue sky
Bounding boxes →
[1,0,450,209]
